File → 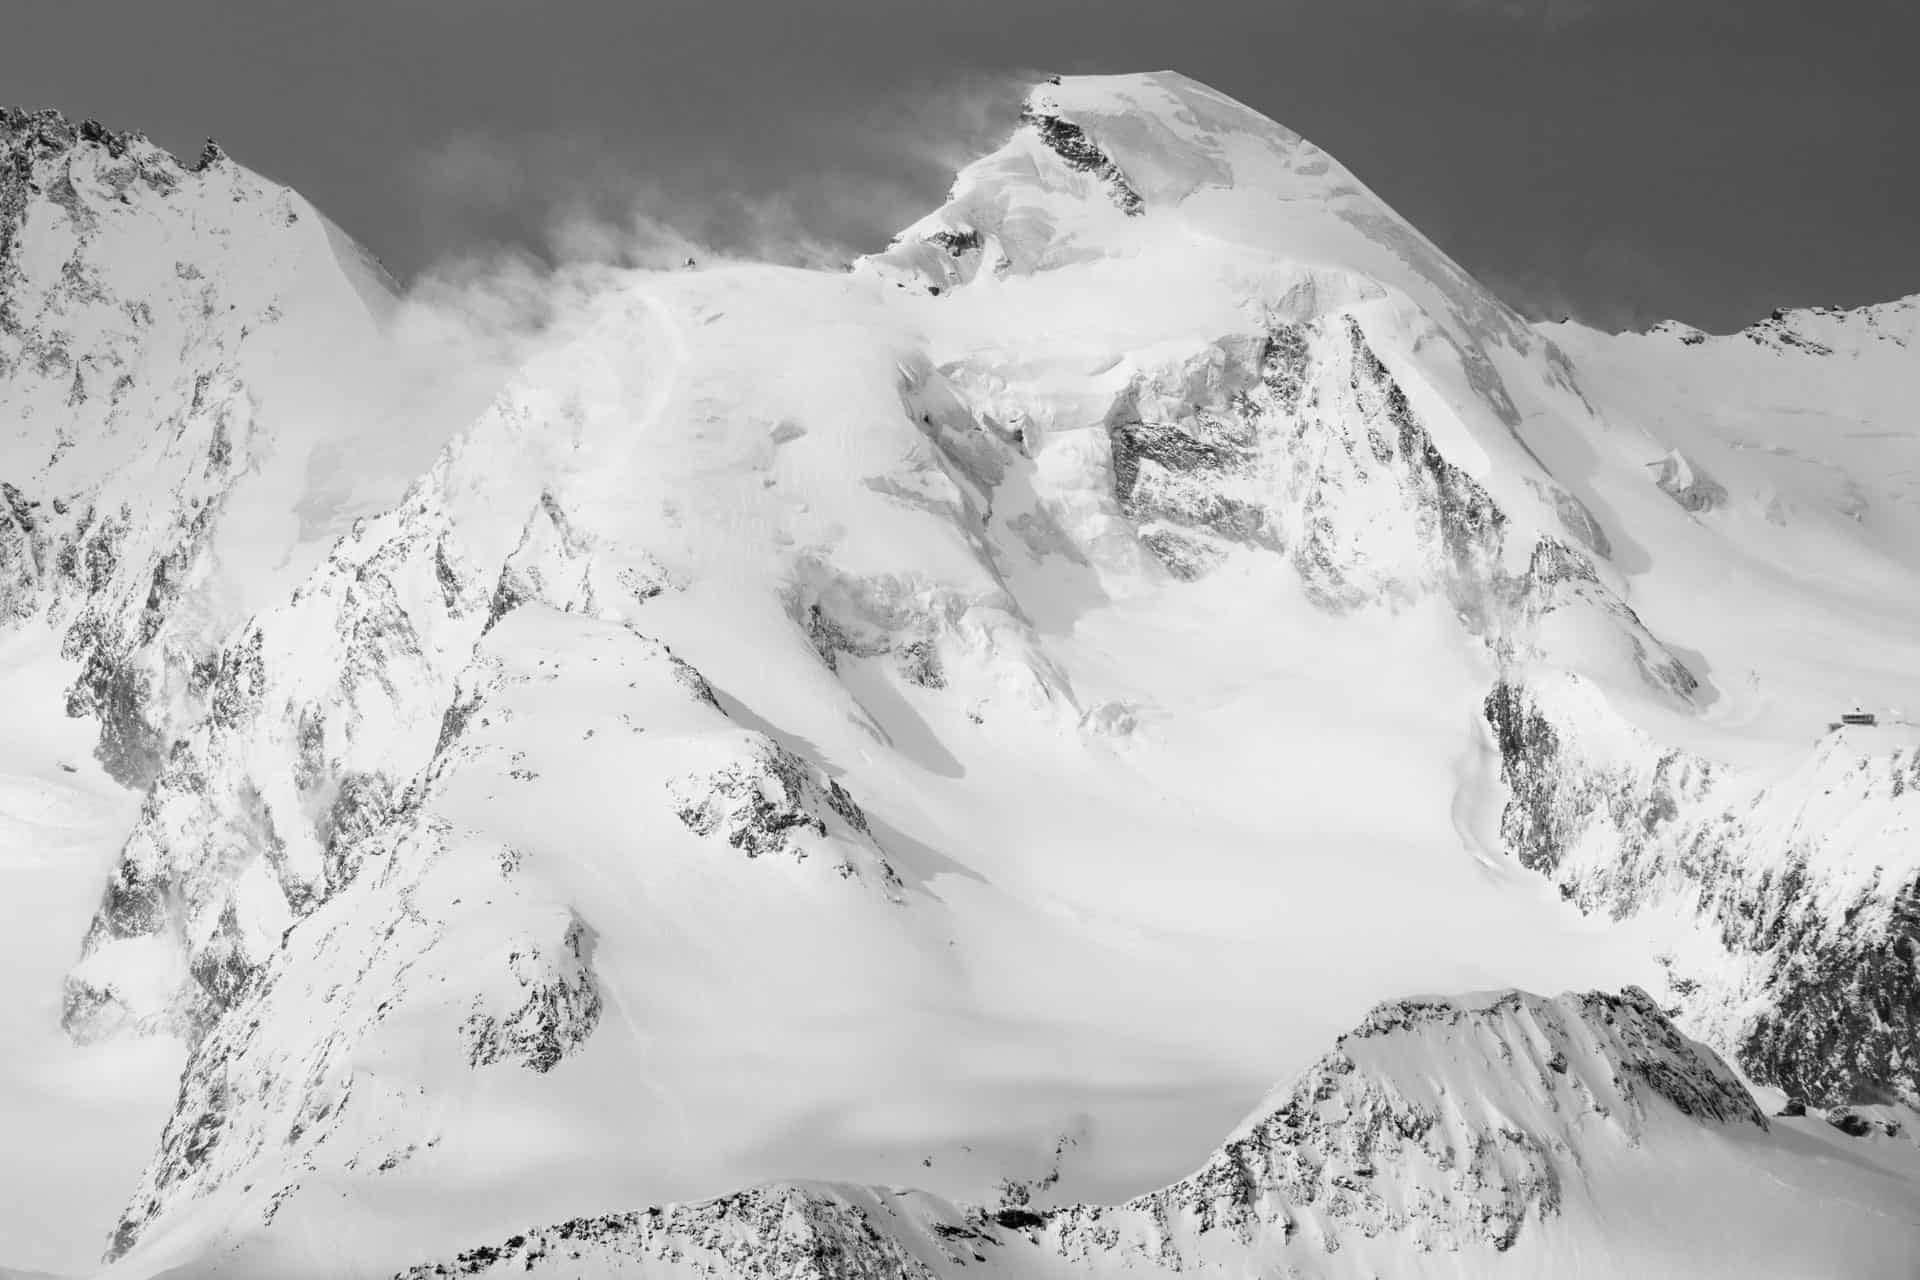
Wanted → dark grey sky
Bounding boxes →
[6,0,1913,330]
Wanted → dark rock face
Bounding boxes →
[49,481,228,787]
[1018,105,1144,216]
[0,481,42,621]
[1108,357,1273,582]
[1826,1108,1875,1138]
[62,628,169,787]
[669,736,899,891]
[1737,872,1920,1109]
[320,772,395,894]
[791,597,870,672]
[1104,315,1530,621]
[925,226,983,257]
[1342,320,1507,605]
[896,636,945,689]
[1743,310,1837,356]
[990,1206,1049,1231]
[395,1187,942,1280]
[459,915,603,1073]
[1555,988,1767,1128]
[1481,679,1919,1110]
[1482,683,1568,874]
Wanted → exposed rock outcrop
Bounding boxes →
[1106,316,1509,608]
[1649,450,1727,513]
[1018,101,1144,217]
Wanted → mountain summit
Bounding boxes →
[2,73,1917,1278]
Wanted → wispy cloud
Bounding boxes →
[371,69,1039,440]
[416,129,854,271]
[405,69,1031,277]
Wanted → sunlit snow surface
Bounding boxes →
[1,74,1917,1278]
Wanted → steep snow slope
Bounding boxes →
[1543,298,1920,741]
[400,989,1920,1280]
[4,71,1918,1277]
[0,107,427,1272]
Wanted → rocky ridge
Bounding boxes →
[394,988,1769,1277]
[1484,674,1920,1108]
[1088,311,1697,710]
[1,105,390,786]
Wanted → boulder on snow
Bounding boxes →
[1649,450,1727,513]
[1827,1108,1875,1137]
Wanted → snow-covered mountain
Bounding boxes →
[0,107,416,786]
[1,72,1916,1278]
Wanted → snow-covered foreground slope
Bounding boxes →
[395,989,1920,1280]
[3,72,1918,1277]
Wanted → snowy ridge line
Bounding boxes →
[103,601,904,1261]
[1620,293,1919,348]
[392,988,1763,1278]
[1018,85,1146,217]
[1,107,212,282]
